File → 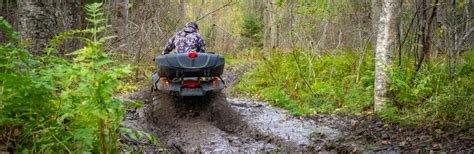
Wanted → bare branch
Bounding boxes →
[455,27,474,51]
[194,0,234,22]
[212,23,235,38]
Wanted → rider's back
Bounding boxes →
[163,22,206,54]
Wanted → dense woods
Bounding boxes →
[0,0,473,152]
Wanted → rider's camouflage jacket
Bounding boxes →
[163,24,206,54]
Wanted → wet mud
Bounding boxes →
[122,90,473,152]
[122,91,345,152]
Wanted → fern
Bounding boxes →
[40,3,131,152]
[0,3,156,152]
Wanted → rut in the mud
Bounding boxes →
[142,92,276,152]
[121,91,344,152]
[124,93,273,152]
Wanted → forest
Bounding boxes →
[0,0,473,152]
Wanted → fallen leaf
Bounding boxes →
[399,141,407,146]
[351,120,358,126]
[432,143,442,149]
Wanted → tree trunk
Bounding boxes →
[19,0,57,55]
[117,0,129,53]
[268,0,278,49]
[57,0,82,53]
[0,0,19,29]
[415,0,438,72]
[179,0,186,23]
[316,0,331,49]
[374,0,400,112]
[371,0,382,36]
[451,27,474,80]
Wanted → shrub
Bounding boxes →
[236,49,375,115]
[236,48,473,128]
[240,13,264,48]
[0,16,57,151]
[0,3,153,152]
[384,52,474,128]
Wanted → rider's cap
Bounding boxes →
[185,22,199,30]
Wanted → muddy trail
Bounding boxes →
[123,92,329,152]
[121,65,473,152]
[122,91,473,152]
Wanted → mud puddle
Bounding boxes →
[121,91,342,152]
[227,98,342,149]
[121,90,473,152]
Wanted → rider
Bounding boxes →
[162,22,206,54]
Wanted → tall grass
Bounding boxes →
[235,49,473,129]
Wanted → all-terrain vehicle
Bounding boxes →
[152,52,226,96]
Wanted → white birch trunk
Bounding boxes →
[374,0,400,112]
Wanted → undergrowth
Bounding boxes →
[235,49,473,129]
[0,3,155,152]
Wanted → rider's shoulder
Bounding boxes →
[194,32,203,37]
[176,31,186,36]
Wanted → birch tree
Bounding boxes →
[374,0,400,112]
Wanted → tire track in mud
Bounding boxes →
[123,93,274,152]
[121,91,342,152]
[144,92,277,152]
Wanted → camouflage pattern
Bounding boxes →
[163,22,206,54]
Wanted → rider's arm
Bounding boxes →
[197,35,206,53]
[162,35,176,54]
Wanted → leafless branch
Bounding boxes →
[212,23,235,38]
[291,50,318,97]
[356,32,376,82]
[455,27,474,52]
[194,0,234,22]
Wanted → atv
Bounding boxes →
[151,52,226,97]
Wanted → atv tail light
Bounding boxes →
[211,78,219,87]
[188,52,198,58]
[160,77,169,88]
[182,80,200,88]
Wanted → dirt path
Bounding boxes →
[122,90,473,152]
[122,92,335,152]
